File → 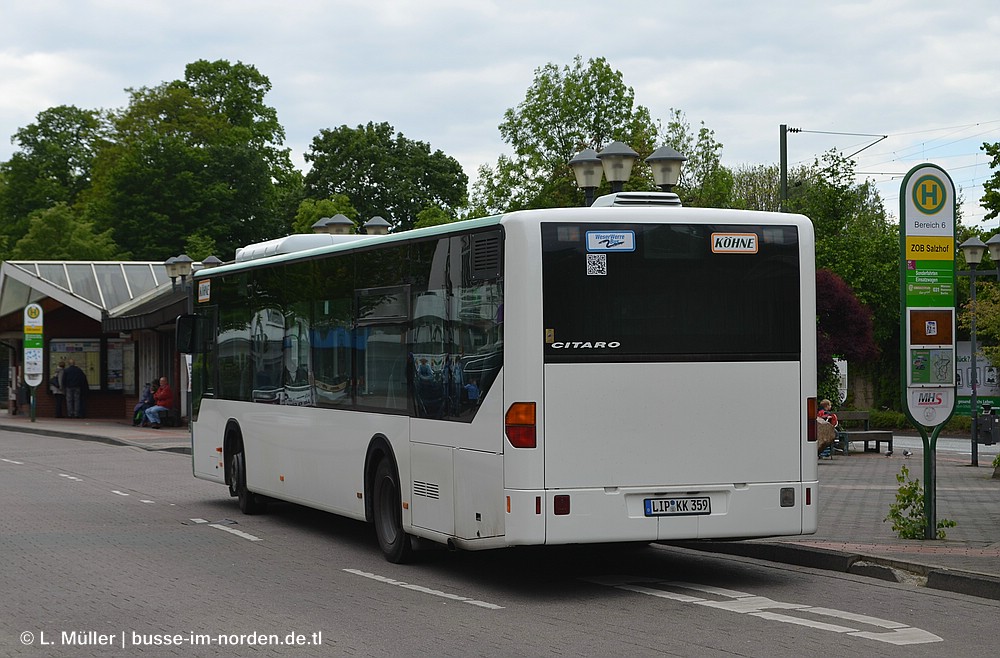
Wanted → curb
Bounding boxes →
[926,569,1000,600]
[667,540,1000,601]
[0,423,192,455]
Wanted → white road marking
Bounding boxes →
[140,500,155,504]
[111,490,129,496]
[344,569,504,609]
[208,523,262,542]
[586,576,942,646]
[1,458,24,464]
[58,473,82,481]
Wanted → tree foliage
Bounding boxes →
[659,109,731,208]
[291,195,359,234]
[471,56,658,213]
[816,268,879,364]
[413,206,453,229]
[982,141,1000,221]
[816,268,879,403]
[11,202,122,260]
[0,105,108,248]
[788,152,899,347]
[470,56,730,214]
[728,163,782,211]
[85,60,299,260]
[303,121,467,231]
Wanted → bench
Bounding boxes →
[835,411,893,454]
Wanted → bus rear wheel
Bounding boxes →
[228,444,266,515]
[373,459,412,563]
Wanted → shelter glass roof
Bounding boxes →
[2,261,170,314]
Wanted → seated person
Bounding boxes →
[817,399,839,427]
[144,376,173,429]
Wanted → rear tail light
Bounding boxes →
[505,402,536,448]
[554,495,570,515]
[806,397,817,442]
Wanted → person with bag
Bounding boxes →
[132,382,154,426]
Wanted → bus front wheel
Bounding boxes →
[228,444,266,515]
[372,459,413,563]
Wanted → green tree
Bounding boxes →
[413,205,453,229]
[11,202,122,260]
[0,105,108,246]
[470,56,658,214]
[183,231,219,262]
[727,164,782,211]
[303,122,467,231]
[659,109,731,208]
[290,195,359,234]
[981,141,1000,221]
[86,60,299,260]
[785,152,900,408]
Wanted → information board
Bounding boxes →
[900,164,957,428]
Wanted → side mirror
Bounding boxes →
[175,314,209,354]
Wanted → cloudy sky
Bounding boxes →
[2,0,999,224]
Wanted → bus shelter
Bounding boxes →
[0,260,185,420]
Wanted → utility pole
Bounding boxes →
[780,124,788,212]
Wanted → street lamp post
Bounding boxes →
[568,148,603,207]
[958,235,1000,466]
[596,141,639,193]
[645,146,687,192]
[569,142,687,206]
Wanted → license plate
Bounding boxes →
[644,497,711,516]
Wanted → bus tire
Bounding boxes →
[228,442,266,515]
[372,458,412,563]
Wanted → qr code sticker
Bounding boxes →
[587,253,607,276]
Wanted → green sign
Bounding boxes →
[904,260,954,307]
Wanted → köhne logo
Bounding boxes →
[711,233,758,253]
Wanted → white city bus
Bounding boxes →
[178,193,818,562]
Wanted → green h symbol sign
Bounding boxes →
[913,175,945,214]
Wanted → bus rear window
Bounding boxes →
[542,223,800,363]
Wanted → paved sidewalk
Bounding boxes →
[2,411,999,598]
[0,410,191,453]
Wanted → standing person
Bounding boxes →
[144,376,173,429]
[50,361,66,418]
[62,359,87,418]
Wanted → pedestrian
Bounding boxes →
[50,361,66,417]
[132,382,154,426]
[62,359,88,418]
[143,376,173,429]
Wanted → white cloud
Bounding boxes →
[0,0,998,221]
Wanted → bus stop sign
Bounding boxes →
[900,164,957,429]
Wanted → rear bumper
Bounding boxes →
[504,482,818,546]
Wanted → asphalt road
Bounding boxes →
[2,431,998,657]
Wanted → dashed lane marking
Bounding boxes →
[344,568,504,609]
[1,458,24,464]
[208,523,262,542]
